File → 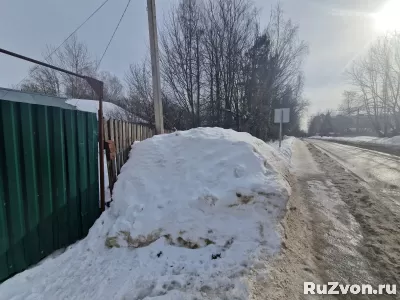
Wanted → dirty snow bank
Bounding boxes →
[0,128,292,300]
[310,135,400,147]
[270,136,296,164]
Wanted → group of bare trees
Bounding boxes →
[344,32,400,137]
[18,0,308,140]
[126,0,308,139]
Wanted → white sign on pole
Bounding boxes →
[274,108,290,123]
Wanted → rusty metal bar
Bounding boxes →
[0,48,86,79]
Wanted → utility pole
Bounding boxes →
[147,0,164,134]
[279,108,283,148]
[279,95,283,148]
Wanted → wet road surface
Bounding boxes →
[256,140,399,299]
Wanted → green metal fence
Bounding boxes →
[0,100,99,282]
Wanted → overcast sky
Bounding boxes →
[0,0,388,124]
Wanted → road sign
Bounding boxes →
[274,108,290,123]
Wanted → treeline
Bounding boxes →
[338,33,400,137]
[309,32,400,138]
[19,0,308,141]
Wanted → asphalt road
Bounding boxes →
[259,139,400,299]
[308,139,400,210]
[307,139,400,290]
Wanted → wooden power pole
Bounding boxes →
[147,0,164,134]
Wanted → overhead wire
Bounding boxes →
[44,0,111,63]
[96,0,132,71]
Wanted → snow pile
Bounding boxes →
[270,136,296,164]
[0,128,292,300]
[310,135,400,147]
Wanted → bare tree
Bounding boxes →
[347,32,400,136]
[161,0,204,127]
[99,71,124,103]
[20,48,61,96]
[55,35,97,99]
[19,34,98,99]
[124,60,190,129]
[339,91,363,115]
[124,61,155,124]
[202,0,258,128]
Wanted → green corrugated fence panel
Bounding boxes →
[1,102,25,242]
[64,110,81,243]
[36,105,54,259]
[1,101,27,274]
[52,108,68,249]
[87,114,99,226]
[92,114,99,221]
[77,111,90,236]
[20,104,40,265]
[0,100,99,283]
[20,104,40,229]
[0,103,9,280]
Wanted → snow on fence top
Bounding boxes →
[66,98,147,123]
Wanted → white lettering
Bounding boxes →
[361,284,373,294]
[338,284,349,294]
[386,284,396,295]
[304,282,315,294]
[350,285,361,294]
[304,282,396,295]
[379,285,385,294]
[328,282,339,294]
[316,284,327,294]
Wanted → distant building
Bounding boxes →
[331,114,392,136]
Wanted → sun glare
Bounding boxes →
[374,0,400,32]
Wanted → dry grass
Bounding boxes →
[164,234,215,249]
[106,230,215,250]
[105,236,120,248]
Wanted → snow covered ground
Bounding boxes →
[0,128,293,300]
[310,135,400,147]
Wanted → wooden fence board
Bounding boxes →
[109,119,115,142]
[118,121,123,173]
[102,119,159,195]
[104,118,109,141]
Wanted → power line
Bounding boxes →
[5,0,110,93]
[96,0,132,71]
[46,0,111,63]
